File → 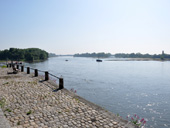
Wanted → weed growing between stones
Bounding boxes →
[27,81,38,85]
[3,82,9,85]
[75,98,80,103]
[26,110,32,115]
[0,98,6,108]
[116,113,122,118]
[58,111,62,114]
[5,108,12,112]
[17,121,20,125]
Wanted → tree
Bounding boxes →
[0,48,48,61]
[25,53,34,61]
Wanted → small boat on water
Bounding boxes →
[96,59,102,62]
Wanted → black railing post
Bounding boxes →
[45,71,49,80]
[7,64,8,68]
[35,69,38,77]
[59,78,64,89]
[27,67,30,74]
[21,66,24,72]
[17,65,19,70]
[9,64,11,68]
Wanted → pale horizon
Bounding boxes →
[0,0,170,55]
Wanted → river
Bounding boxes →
[25,56,170,128]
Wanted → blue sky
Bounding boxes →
[0,0,170,54]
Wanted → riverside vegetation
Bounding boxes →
[74,51,170,60]
[0,48,48,62]
[115,52,170,60]
[74,52,112,58]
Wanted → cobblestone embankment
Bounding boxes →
[0,67,136,128]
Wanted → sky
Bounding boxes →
[0,0,170,55]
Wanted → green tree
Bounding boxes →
[0,48,48,61]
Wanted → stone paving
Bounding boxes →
[0,67,136,128]
[0,108,11,128]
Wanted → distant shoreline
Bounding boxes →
[106,58,170,61]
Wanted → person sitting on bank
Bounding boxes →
[13,66,19,74]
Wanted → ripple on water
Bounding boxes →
[146,102,155,107]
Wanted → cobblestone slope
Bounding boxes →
[0,68,136,128]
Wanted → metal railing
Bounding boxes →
[6,63,64,89]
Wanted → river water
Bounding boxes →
[25,56,170,128]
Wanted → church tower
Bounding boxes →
[161,50,165,60]
[162,50,164,55]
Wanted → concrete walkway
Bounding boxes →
[0,108,11,128]
[0,67,136,128]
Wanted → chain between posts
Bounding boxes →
[6,63,64,89]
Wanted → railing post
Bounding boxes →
[7,64,8,68]
[27,67,30,74]
[9,64,11,68]
[45,71,49,80]
[17,65,19,70]
[59,78,64,89]
[35,69,38,77]
[21,66,24,72]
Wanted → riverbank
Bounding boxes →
[0,67,136,128]
[107,58,170,61]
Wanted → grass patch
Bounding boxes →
[0,98,6,108]
[26,110,32,115]
[3,82,9,85]
[1,65,7,68]
[17,121,20,125]
[5,108,12,112]
[32,81,37,85]
[27,81,38,85]
[75,98,80,103]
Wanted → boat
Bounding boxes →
[96,59,102,62]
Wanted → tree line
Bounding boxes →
[115,53,170,60]
[0,48,48,62]
[48,53,58,57]
[74,52,170,60]
[74,52,112,58]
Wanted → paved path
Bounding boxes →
[0,67,136,128]
[0,108,11,128]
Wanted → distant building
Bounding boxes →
[162,50,164,55]
[161,50,165,60]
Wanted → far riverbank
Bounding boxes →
[106,58,170,61]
